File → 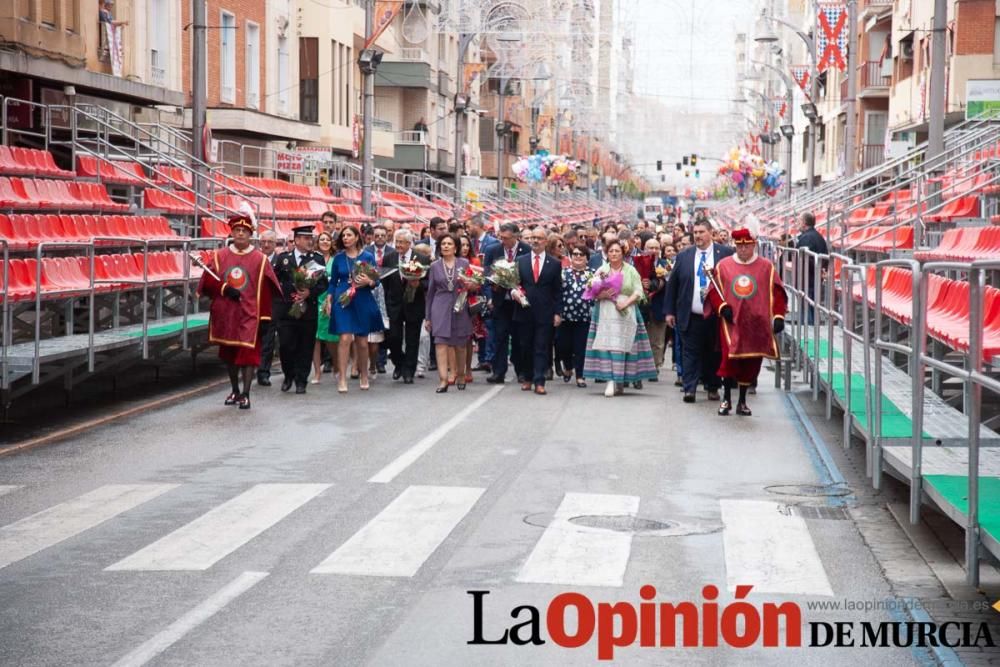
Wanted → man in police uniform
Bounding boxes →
[272,225,328,393]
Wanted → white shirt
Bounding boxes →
[293,249,306,265]
[691,245,715,315]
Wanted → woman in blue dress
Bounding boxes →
[324,225,382,393]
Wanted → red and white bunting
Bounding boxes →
[790,66,811,96]
[816,2,848,73]
[772,99,787,118]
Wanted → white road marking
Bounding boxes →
[0,484,176,570]
[368,386,504,484]
[720,499,834,597]
[109,571,268,667]
[311,485,484,577]
[515,492,640,588]
[0,485,21,497]
[106,484,330,571]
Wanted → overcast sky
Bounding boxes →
[632,0,756,114]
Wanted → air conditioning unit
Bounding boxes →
[900,41,914,61]
[505,80,521,96]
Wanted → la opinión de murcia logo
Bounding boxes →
[468,586,997,660]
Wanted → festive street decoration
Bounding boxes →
[790,65,811,97]
[816,2,848,73]
[511,153,580,187]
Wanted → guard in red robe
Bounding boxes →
[197,213,282,409]
[704,226,787,416]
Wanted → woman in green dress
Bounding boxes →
[312,232,339,382]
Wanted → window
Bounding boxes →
[331,41,339,124]
[148,0,168,86]
[65,0,79,32]
[277,37,289,114]
[345,47,352,125]
[300,37,319,123]
[995,18,1000,64]
[246,22,260,109]
[40,0,56,26]
[220,11,236,103]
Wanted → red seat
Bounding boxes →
[926,195,980,223]
[0,146,34,176]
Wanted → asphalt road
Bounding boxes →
[0,367,924,666]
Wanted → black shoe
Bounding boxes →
[683,392,696,403]
[544,369,554,381]
[322,361,333,373]
[224,392,240,406]
[295,384,306,394]
[403,375,414,384]
[736,403,752,417]
[377,364,386,374]
[237,394,251,410]
[472,363,492,373]
[707,390,721,401]
[748,386,757,395]
[457,382,466,391]
[257,375,271,387]
[393,368,402,380]
[718,400,732,416]
[674,378,683,387]
[649,376,659,383]
[486,375,506,384]
[281,378,293,392]
[428,363,438,372]
[633,381,644,390]
[435,385,449,393]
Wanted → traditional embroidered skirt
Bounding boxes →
[583,305,657,383]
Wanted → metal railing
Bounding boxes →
[859,61,891,90]
[397,130,428,145]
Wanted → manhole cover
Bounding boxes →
[765,484,852,498]
[568,515,677,533]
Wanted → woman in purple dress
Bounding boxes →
[424,234,473,393]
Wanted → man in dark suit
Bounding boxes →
[366,224,397,373]
[272,225,328,394]
[256,230,280,386]
[513,227,563,394]
[794,212,828,324]
[384,229,428,383]
[483,222,531,384]
[663,219,734,403]
[415,216,449,259]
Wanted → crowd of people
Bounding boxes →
[200,204,797,415]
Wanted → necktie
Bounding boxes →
[698,251,708,289]
[507,247,514,262]
[533,254,541,282]
[376,247,383,267]
[473,238,479,255]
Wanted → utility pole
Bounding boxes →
[496,77,505,201]
[454,33,473,217]
[928,0,947,160]
[843,0,858,178]
[807,32,818,192]
[191,0,207,234]
[361,0,375,217]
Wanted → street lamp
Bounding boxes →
[753,12,779,43]
[358,47,384,217]
[801,102,818,122]
[780,124,795,140]
[357,48,383,75]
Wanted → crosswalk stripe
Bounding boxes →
[311,485,484,577]
[110,571,268,667]
[106,484,330,571]
[0,484,177,571]
[0,485,22,498]
[720,499,834,597]
[515,492,639,588]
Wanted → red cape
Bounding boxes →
[198,246,282,348]
[705,254,787,360]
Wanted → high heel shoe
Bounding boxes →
[337,382,348,394]
[464,374,474,384]
[457,382,466,391]
[359,379,370,391]
[435,384,449,393]
[448,377,457,386]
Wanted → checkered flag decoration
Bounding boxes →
[772,99,787,118]
[816,2,848,73]
[790,65,811,96]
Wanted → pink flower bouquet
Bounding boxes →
[582,270,623,301]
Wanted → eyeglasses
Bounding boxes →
[570,251,585,257]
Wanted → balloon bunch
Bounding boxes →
[511,153,580,186]
[716,148,785,198]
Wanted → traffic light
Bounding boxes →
[695,169,700,179]
[676,162,682,171]
[683,156,689,166]
[691,154,698,167]
[684,170,690,178]
[661,174,665,182]
[656,160,662,171]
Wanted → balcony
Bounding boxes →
[861,0,893,20]
[396,47,430,62]
[375,131,431,171]
[861,144,885,170]
[859,60,891,96]
[375,59,434,90]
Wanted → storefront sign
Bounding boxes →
[276,151,305,173]
[966,80,1000,119]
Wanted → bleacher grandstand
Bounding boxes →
[713,113,1000,589]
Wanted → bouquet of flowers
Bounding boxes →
[337,260,380,308]
[488,259,529,307]
[454,264,485,313]
[288,260,327,319]
[582,269,624,302]
[399,258,428,303]
[655,263,669,279]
